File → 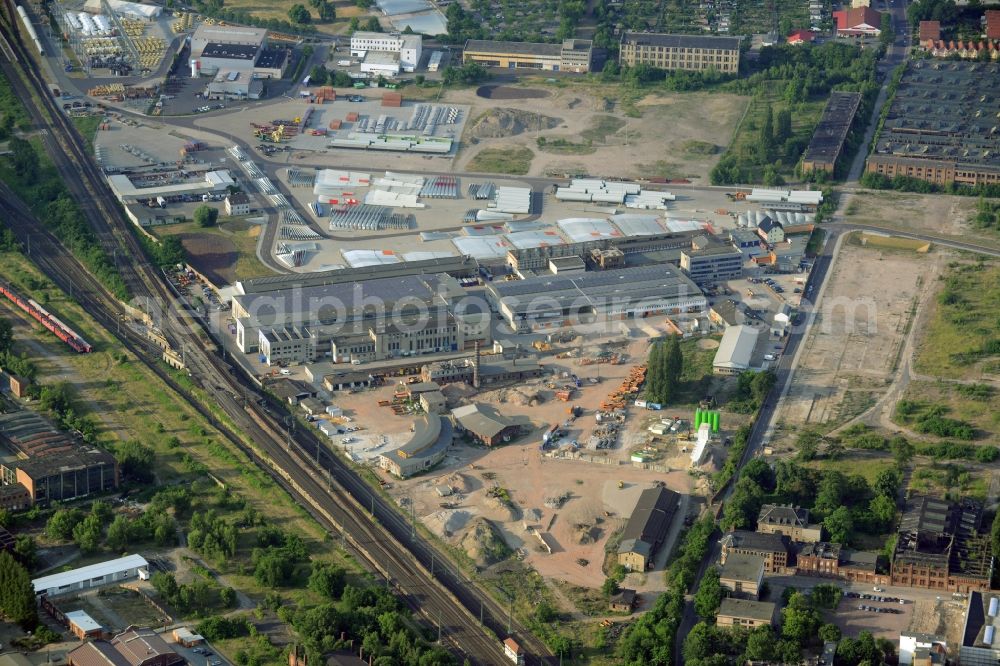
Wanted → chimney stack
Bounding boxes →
[473,341,481,389]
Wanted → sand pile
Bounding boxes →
[489,386,544,406]
[469,108,561,139]
[460,518,513,566]
[425,509,472,539]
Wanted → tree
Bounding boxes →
[317,0,335,22]
[253,549,293,587]
[193,205,219,228]
[759,105,775,160]
[106,514,134,552]
[355,0,373,7]
[664,335,683,402]
[9,137,39,184]
[0,551,37,628]
[46,508,85,540]
[868,494,896,531]
[782,594,821,647]
[873,468,901,500]
[744,626,778,662]
[288,4,311,23]
[309,65,328,85]
[824,506,854,544]
[12,536,36,570]
[819,623,842,642]
[365,16,381,31]
[0,319,13,354]
[308,563,346,600]
[694,567,722,620]
[891,435,914,466]
[73,513,104,554]
[116,440,155,483]
[742,458,776,493]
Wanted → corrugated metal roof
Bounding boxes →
[713,325,758,370]
[33,554,148,593]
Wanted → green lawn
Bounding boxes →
[807,457,895,484]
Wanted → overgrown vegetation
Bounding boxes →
[0,84,129,300]
[466,146,534,175]
[860,171,1000,198]
[645,335,683,405]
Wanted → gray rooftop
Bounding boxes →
[451,403,528,439]
[719,552,765,582]
[621,32,742,51]
[720,530,789,553]
[464,39,562,57]
[488,265,703,313]
[718,598,776,622]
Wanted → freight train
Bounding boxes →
[15,5,44,57]
[0,282,92,353]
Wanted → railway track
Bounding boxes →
[0,6,554,664]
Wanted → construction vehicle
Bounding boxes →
[532,340,552,352]
[725,190,749,201]
[617,480,624,489]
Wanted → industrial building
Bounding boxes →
[717,598,776,629]
[232,272,490,364]
[106,170,236,205]
[486,265,706,332]
[961,592,1000,666]
[350,31,422,73]
[866,61,1000,187]
[189,24,287,98]
[421,355,544,387]
[890,495,992,592]
[801,91,863,174]
[451,403,530,446]
[712,325,758,375]
[679,244,743,284]
[462,39,594,73]
[68,627,184,666]
[617,486,680,571]
[33,554,149,597]
[619,32,741,73]
[376,414,452,478]
[65,610,102,640]
[12,446,118,505]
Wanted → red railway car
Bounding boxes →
[0,283,93,353]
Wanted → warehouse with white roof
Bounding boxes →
[712,325,759,375]
[32,554,149,597]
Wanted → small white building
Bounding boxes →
[32,554,149,597]
[349,31,421,72]
[225,192,251,216]
[900,632,945,665]
[360,51,401,77]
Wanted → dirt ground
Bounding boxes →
[327,336,724,602]
[453,85,748,181]
[772,240,943,446]
[178,232,239,284]
[828,596,913,640]
[907,596,969,661]
[845,191,985,244]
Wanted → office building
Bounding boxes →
[350,31,422,72]
[619,32,741,73]
[462,39,593,73]
[225,192,251,216]
[680,244,743,284]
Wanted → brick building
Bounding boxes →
[720,530,791,573]
[890,496,992,592]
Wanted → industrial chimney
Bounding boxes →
[473,341,481,389]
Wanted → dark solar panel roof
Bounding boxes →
[201,42,257,60]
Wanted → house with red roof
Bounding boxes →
[919,20,941,46]
[787,29,815,45]
[986,10,1000,40]
[833,7,883,36]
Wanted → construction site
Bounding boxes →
[291,331,752,607]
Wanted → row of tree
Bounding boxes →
[645,336,684,405]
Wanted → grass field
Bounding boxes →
[899,380,1000,441]
[150,218,270,282]
[913,260,1000,379]
[806,457,895,484]
[71,115,101,153]
[858,233,931,252]
[466,146,534,175]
